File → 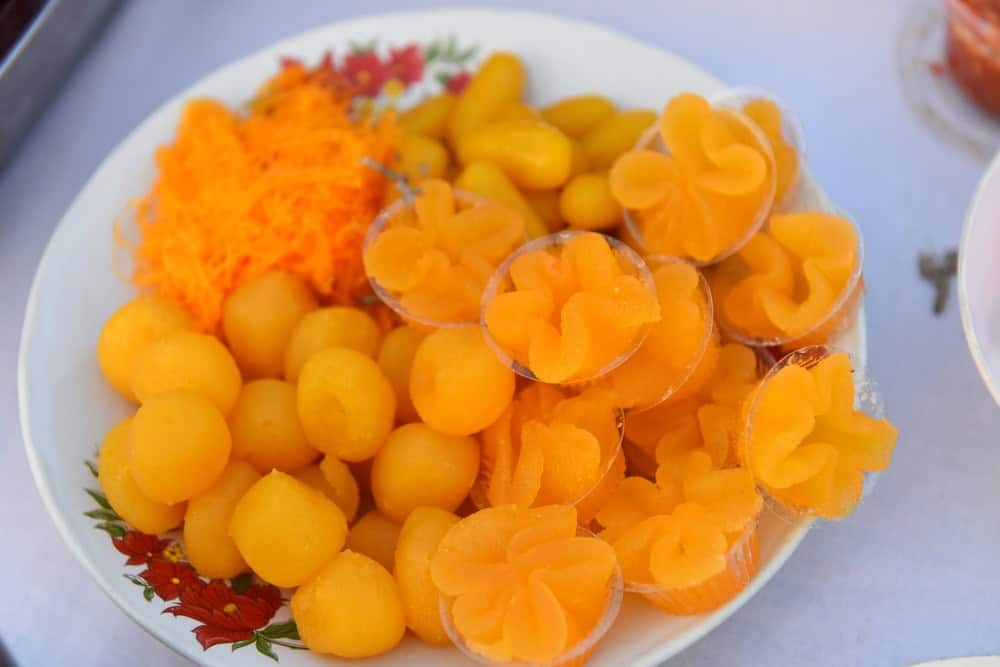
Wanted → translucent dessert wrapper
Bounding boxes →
[709,87,807,209]
[364,188,514,330]
[621,106,777,267]
[438,528,624,667]
[471,399,626,526]
[713,209,866,353]
[627,519,760,616]
[738,344,887,521]
[480,230,656,385]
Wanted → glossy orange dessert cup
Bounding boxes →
[481,231,659,385]
[738,345,898,520]
[614,93,777,266]
[707,211,865,353]
[363,180,526,329]
[474,384,625,525]
[709,88,804,208]
[628,519,760,615]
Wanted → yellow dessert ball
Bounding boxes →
[291,550,406,658]
[228,379,318,474]
[97,417,185,534]
[183,460,261,579]
[376,326,426,424]
[229,471,348,588]
[410,327,515,435]
[294,457,361,522]
[129,391,232,505]
[284,307,382,383]
[131,330,242,414]
[346,510,401,571]
[97,295,192,401]
[222,270,317,379]
[297,347,396,461]
[394,507,459,645]
[372,423,480,521]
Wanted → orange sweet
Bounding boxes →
[479,386,622,521]
[363,179,525,325]
[431,505,618,664]
[708,212,861,344]
[483,232,660,383]
[741,98,799,204]
[741,350,897,519]
[600,450,761,614]
[609,93,776,263]
[623,342,763,472]
[410,326,515,436]
[599,261,717,410]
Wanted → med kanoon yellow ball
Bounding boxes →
[98,417,185,534]
[228,379,318,474]
[393,507,459,645]
[97,295,192,401]
[410,327,515,435]
[129,390,232,505]
[296,347,396,461]
[222,270,317,379]
[284,307,381,383]
[372,423,480,521]
[184,460,261,579]
[131,330,242,414]
[291,550,406,658]
[229,470,347,588]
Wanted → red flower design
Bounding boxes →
[140,559,201,601]
[163,580,283,649]
[385,44,424,85]
[113,531,170,566]
[341,50,386,97]
[444,70,471,94]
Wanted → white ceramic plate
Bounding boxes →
[18,8,864,666]
[960,150,1000,407]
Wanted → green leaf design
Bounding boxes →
[85,460,98,478]
[256,636,278,662]
[445,35,458,59]
[455,45,478,64]
[124,574,146,587]
[436,72,453,87]
[231,637,256,651]
[84,508,120,521]
[85,488,112,510]
[96,522,127,538]
[230,572,253,594]
[143,586,155,602]
[424,41,441,64]
[259,621,300,641]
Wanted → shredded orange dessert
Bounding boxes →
[123,60,400,331]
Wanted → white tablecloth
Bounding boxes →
[2,1,996,665]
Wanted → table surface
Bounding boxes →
[1,1,996,666]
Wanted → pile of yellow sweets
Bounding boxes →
[95,51,898,664]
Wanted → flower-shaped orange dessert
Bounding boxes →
[598,261,719,411]
[431,505,620,665]
[597,450,762,614]
[708,211,862,347]
[363,179,525,326]
[623,343,764,475]
[740,349,897,519]
[610,93,776,264]
[739,97,800,205]
[478,385,624,524]
[482,231,660,384]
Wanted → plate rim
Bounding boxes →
[18,7,823,666]
[959,149,1000,408]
